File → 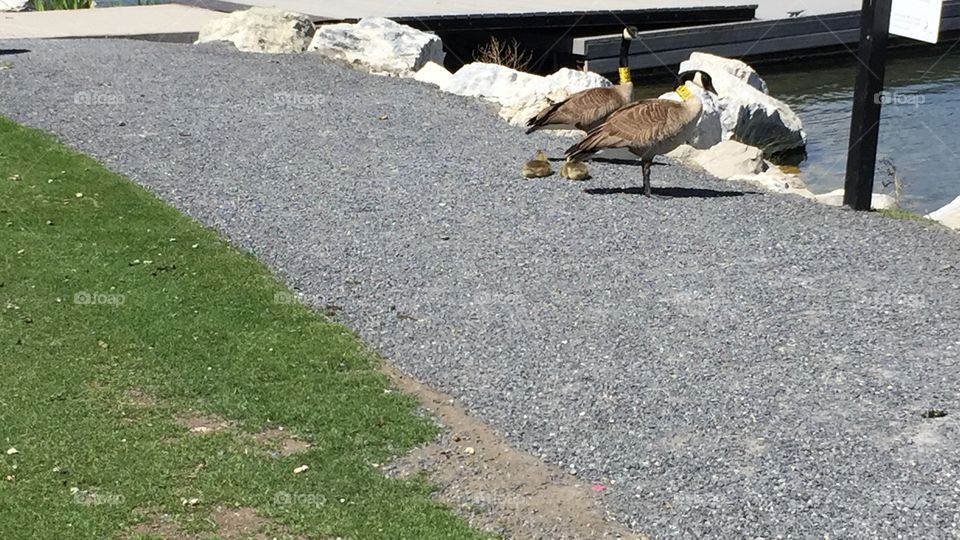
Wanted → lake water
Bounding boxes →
[762,47,960,214]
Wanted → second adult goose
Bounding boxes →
[564,70,717,197]
[525,27,638,134]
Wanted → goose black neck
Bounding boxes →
[618,37,632,84]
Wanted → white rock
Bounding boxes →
[309,17,443,77]
[498,67,613,127]
[814,188,898,210]
[442,62,544,103]
[196,7,315,54]
[676,140,768,179]
[413,61,452,87]
[0,0,28,12]
[926,194,960,229]
[680,54,806,155]
[682,52,768,93]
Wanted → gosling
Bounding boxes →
[521,150,553,178]
[559,159,590,181]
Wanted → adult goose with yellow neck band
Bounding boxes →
[564,70,718,197]
[524,27,639,134]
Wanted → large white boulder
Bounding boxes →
[670,140,767,179]
[440,63,614,134]
[667,141,812,197]
[413,61,453,87]
[196,7,315,54]
[681,54,806,155]
[926,195,960,229]
[814,188,897,210]
[309,17,444,77]
[682,52,768,93]
[497,67,613,127]
[441,62,545,103]
[0,0,28,12]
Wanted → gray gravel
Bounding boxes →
[3,39,960,538]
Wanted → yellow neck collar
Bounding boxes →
[618,67,632,84]
[674,85,693,101]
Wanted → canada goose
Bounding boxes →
[521,150,553,178]
[559,159,590,181]
[525,27,639,134]
[564,70,718,197]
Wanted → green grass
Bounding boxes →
[875,208,937,223]
[0,116,485,539]
[27,0,91,10]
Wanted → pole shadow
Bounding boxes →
[0,49,30,56]
[584,186,758,198]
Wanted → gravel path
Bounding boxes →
[3,39,960,538]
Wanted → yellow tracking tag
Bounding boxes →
[618,67,632,84]
[674,85,693,101]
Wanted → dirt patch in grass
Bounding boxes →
[210,506,274,539]
[123,389,157,408]
[252,427,312,457]
[125,509,188,540]
[380,363,644,540]
[175,412,232,435]
[127,506,288,540]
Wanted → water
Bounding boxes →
[762,47,960,214]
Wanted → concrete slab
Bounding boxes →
[0,5,225,40]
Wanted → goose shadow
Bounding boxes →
[547,157,670,167]
[584,186,757,199]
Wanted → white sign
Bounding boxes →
[890,0,943,44]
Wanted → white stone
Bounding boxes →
[196,7,315,54]
[0,0,28,12]
[441,62,544,103]
[413,61,452,87]
[687,140,768,179]
[926,195,960,229]
[682,52,768,93]
[309,17,443,77]
[680,54,806,155]
[814,188,898,210]
[498,67,613,127]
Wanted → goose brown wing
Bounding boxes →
[526,86,626,132]
[565,98,684,159]
[600,98,688,149]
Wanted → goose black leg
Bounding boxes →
[641,160,653,197]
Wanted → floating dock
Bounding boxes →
[576,0,960,74]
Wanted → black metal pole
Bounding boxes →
[843,0,893,210]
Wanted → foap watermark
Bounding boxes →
[273,491,326,508]
[71,487,125,506]
[274,92,325,109]
[73,91,125,106]
[874,91,925,107]
[273,291,329,305]
[74,291,125,306]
